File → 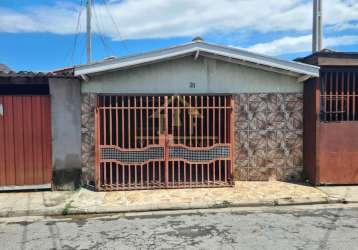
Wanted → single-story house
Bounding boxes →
[0,39,320,191]
[75,39,319,191]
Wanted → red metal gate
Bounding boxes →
[0,96,52,188]
[96,95,234,191]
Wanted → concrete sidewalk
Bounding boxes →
[318,186,358,203]
[0,181,350,218]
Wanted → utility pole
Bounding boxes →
[86,0,92,64]
[312,0,323,53]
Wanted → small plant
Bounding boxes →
[212,200,232,208]
[221,200,232,207]
[62,200,74,215]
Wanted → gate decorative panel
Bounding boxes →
[96,95,233,191]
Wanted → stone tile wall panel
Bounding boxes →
[234,93,303,182]
[81,93,97,186]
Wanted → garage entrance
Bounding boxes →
[0,95,52,189]
[96,95,234,191]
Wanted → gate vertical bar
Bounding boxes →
[213,96,216,146]
[206,96,209,147]
[103,96,107,147]
[230,96,235,181]
[95,97,100,190]
[146,96,149,187]
[201,96,204,147]
[164,96,169,187]
[189,96,192,147]
[146,96,149,147]
[116,96,118,147]
[140,97,143,188]
[184,96,186,147]
[336,73,339,121]
[109,96,113,189]
[347,72,350,120]
[330,72,333,121]
[158,96,161,185]
[140,97,143,148]
[354,73,356,120]
[341,72,344,121]
[134,96,137,149]
[109,96,112,146]
[128,97,131,188]
[177,96,180,145]
[121,97,124,148]
[152,96,155,145]
[128,97,131,148]
[194,96,197,148]
[171,96,174,140]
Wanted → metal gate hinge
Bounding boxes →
[0,104,3,117]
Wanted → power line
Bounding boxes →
[68,0,128,65]
[66,0,84,65]
[92,0,116,56]
[100,0,129,54]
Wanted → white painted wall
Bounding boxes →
[82,56,302,94]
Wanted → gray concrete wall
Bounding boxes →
[49,78,82,190]
[82,56,302,94]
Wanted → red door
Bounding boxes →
[96,95,234,191]
[0,96,52,188]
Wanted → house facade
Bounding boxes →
[75,40,319,191]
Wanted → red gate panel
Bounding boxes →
[96,95,233,191]
[0,96,52,187]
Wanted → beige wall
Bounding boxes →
[82,56,302,94]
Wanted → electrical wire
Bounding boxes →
[93,0,117,57]
[66,0,84,66]
[100,0,129,54]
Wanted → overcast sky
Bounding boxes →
[0,0,357,71]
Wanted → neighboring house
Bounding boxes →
[0,70,81,190]
[0,39,321,191]
[297,50,358,185]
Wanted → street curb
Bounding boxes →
[0,197,345,218]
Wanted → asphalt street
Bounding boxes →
[0,204,358,250]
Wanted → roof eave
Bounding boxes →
[74,42,320,78]
[75,48,197,76]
